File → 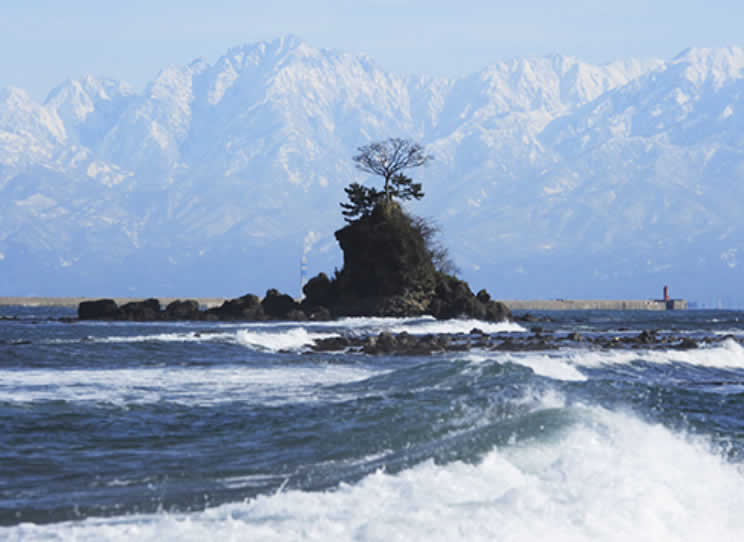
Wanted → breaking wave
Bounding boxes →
[5,406,742,541]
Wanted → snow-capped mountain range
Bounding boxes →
[1,36,742,305]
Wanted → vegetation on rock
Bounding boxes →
[78,137,511,323]
[351,137,432,204]
[307,138,510,321]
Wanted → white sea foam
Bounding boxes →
[0,365,382,407]
[459,351,587,382]
[714,329,744,337]
[81,331,236,344]
[62,317,524,353]
[564,338,744,370]
[384,317,526,335]
[234,327,337,351]
[56,327,337,352]
[6,407,743,541]
[273,315,525,335]
[218,316,526,335]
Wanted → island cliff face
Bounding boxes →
[304,202,511,321]
[79,202,511,323]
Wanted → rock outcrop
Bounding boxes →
[304,201,511,321]
[311,328,706,356]
[78,299,119,319]
[78,201,511,323]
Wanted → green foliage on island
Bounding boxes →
[340,174,423,221]
[303,137,510,321]
[340,137,431,221]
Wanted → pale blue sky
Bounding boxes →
[2,0,742,100]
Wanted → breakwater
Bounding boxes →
[0,297,688,311]
[500,299,688,311]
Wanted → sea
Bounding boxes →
[1,305,743,541]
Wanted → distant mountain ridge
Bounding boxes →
[1,37,742,306]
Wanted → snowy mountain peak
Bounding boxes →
[1,87,34,108]
[0,86,66,143]
[222,35,322,70]
[461,53,661,119]
[1,40,743,303]
[671,46,744,87]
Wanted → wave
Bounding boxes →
[6,406,742,541]
[564,338,744,370]
[0,365,383,407]
[49,328,336,352]
[383,317,525,335]
[48,330,235,345]
[460,351,588,382]
[224,315,526,334]
[234,328,337,351]
[46,317,524,353]
[451,339,744,383]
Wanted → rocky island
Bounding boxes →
[78,138,511,325]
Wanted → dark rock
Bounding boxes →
[567,331,584,342]
[208,294,264,321]
[262,289,299,319]
[436,334,452,349]
[372,293,430,317]
[297,201,512,322]
[362,331,399,354]
[334,202,437,302]
[285,309,308,321]
[485,301,511,322]
[377,331,397,353]
[637,330,656,344]
[675,338,698,350]
[429,274,492,320]
[302,273,335,309]
[74,199,513,323]
[165,300,200,320]
[78,299,118,320]
[118,298,161,321]
[312,336,351,351]
[476,289,491,304]
[449,337,472,351]
[362,336,378,354]
[307,306,333,321]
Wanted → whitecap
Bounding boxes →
[0,365,383,407]
[234,327,337,352]
[565,338,744,370]
[458,351,587,382]
[6,407,743,541]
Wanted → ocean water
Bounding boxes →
[1,307,743,541]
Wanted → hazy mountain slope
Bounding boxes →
[0,37,741,305]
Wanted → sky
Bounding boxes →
[2,0,743,100]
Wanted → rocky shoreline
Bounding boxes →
[76,280,512,324]
[2,315,731,355]
[76,292,330,322]
[311,326,716,355]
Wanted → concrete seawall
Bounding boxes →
[0,297,688,311]
[499,299,688,311]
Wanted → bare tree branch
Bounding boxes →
[352,138,433,202]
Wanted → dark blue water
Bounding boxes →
[1,307,743,540]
